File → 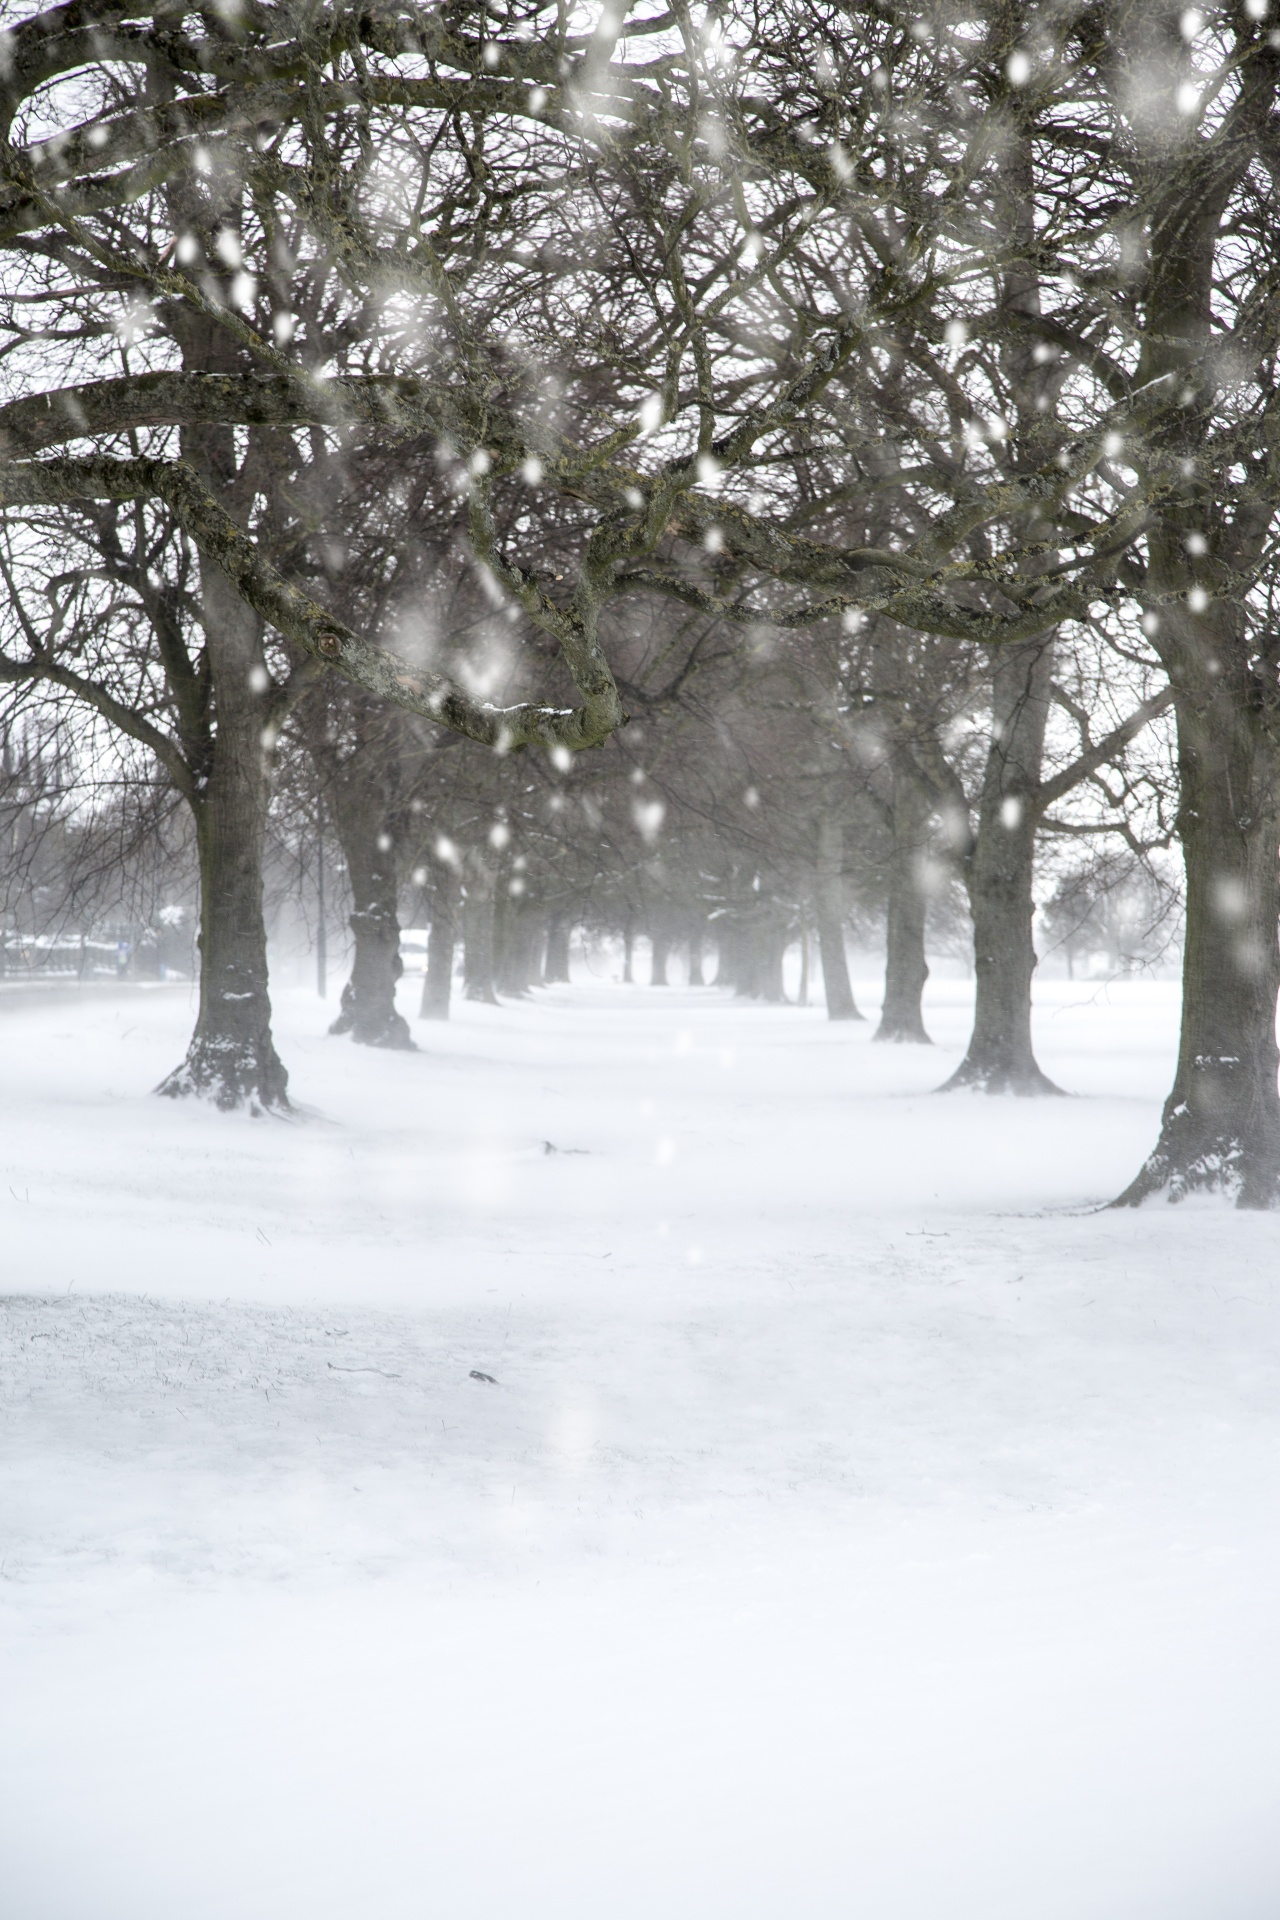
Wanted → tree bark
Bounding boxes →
[941,639,1060,1095]
[874,757,932,1043]
[157,571,287,1111]
[815,812,863,1021]
[1115,645,1280,1206]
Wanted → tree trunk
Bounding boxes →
[815,812,863,1021]
[328,795,414,1051]
[157,574,287,1113]
[650,926,671,986]
[463,864,499,1003]
[1116,658,1280,1207]
[496,896,541,996]
[622,918,634,983]
[713,921,738,989]
[544,913,571,984]
[732,917,786,1000]
[420,867,457,1021]
[156,307,287,1112]
[730,922,758,996]
[875,759,932,1043]
[758,920,787,1002]
[1108,55,1280,1203]
[687,921,705,986]
[941,639,1060,1095]
[939,98,1062,1095]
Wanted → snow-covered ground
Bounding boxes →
[2,975,1278,1920]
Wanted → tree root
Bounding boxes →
[156,1037,290,1115]
[938,1058,1063,1096]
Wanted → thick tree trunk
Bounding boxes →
[713,921,738,989]
[875,761,932,1043]
[157,576,287,1112]
[496,897,541,996]
[1108,63,1280,1203]
[730,922,757,996]
[328,801,413,1051]
[767,917,786,998]
[156,305,288,1111]
[1116,667,1280,1207]
[520,912,544,989]
[815,813,863,1021]
[650,926,671,986]
[420,867,457,1021]
[687,921,705,986]
[543,913,571,984]
[314,702,415,1051]
[940,108,1061,1095]
[758,921,787,1002]
[732,918,786,1000]
[463,865,499,1003]
[942,639,1060,1095]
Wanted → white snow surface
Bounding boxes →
[1,976,1278,1919]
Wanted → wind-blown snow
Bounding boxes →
[1,977,1278,1918]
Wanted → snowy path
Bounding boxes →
[1,979,1278,1918]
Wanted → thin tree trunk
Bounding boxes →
[157,574,287,1112]
[941,639,1060,1094]
[815,812,862,1021]
[1116,653,1280,1206]
[622,918,634,983]
[650,926,671,985]
[875,759,932,1043]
